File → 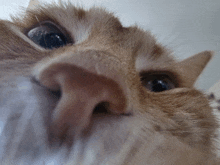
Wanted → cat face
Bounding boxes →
[0,2,219,164]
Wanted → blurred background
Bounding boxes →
[0,0,220,91]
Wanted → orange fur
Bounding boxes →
[0,2,219,164]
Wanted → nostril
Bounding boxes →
[31,76,62,99]
[50,90,62,99]
[35,63,128,138]
[93,102,110,114]
[31,76,42,87]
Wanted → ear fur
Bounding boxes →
[178,51,213,87]
[27,0,40,9]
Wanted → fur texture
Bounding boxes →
[0,2,219,164]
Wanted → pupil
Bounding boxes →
[40,33,66,49]
[152,79,168,92]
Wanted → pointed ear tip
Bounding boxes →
[203,50,215,59]
[196,51,214,64]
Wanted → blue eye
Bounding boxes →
[27,23,69,49]
[141,74,175,92]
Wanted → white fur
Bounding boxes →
[0,77,167,165]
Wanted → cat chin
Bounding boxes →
[0,76,146,164]
[0,77,217,165]
[0,75,139,134]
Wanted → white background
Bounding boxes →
[1,0,220,91]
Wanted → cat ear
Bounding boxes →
[27,0,40,10]
[177,51,213,86]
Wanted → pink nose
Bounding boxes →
[38,63,127,137]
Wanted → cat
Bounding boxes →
[0,1,219,164]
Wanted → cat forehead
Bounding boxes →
[11,3,176,72]
[13,5,168,50]
[13,5,125,43]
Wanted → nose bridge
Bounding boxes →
[38,49,127,92]
[37,49,128,136]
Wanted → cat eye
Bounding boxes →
[27,22,70,49]
[141,74,175,92]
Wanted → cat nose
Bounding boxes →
[38,63,127,137]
